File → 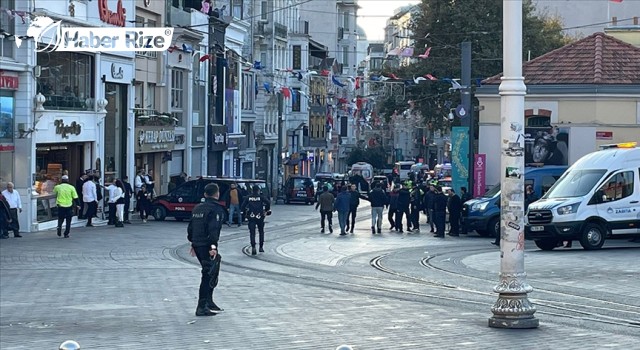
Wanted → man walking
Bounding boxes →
[223,183,243,227]
[433,186,447,238]
[0,192,12,239]
[82,174,98,227]
[409,184,423,232]
[424,184,436,233]
[241,185,271,255]
[53,175,80,238]
[315,186,335,233]
[334,187,351,236]
[387,184,399,231]
[2,182,22,237]
[345,184,360,234]
[395,184,411,233]
[447,189,462,236]
[459,187,472,234]
[187,183,226,316]
[365,183,388,234]
[122,176,134,224]
[106,178,118,225]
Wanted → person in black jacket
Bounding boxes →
[387,185,399,230]
[241,185,272,255]
[447,189,462,236]
[423,185,436,233]
[409,185,423,232]
[433,186,448,238]
[122,176,134,224]
[187,183,226,316]
[363,183,387,234]
[345,184,360,234]
[0,193,11,239]
[395,184,411,233]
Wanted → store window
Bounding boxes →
[171,69,184,126]
[241,72,254,111]
[0,0,14,59]
[292,88,301,112]
[37,52,94,110]
[0,91,14,183]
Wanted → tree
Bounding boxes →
[386,0,572,131]
[346,146,388,170]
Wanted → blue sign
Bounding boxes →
[451,127,469,194]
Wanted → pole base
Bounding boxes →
[488,316,539,329]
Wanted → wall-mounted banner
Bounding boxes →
[451,126,469,194]
[135,126,175,153]
[473,154,486,198]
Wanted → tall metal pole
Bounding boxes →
[488,0,539,329]
[460,41,473,194]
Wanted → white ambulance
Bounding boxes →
[525,142,640,250]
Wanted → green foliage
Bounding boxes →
[384,0,573,131]
[346,146,388,169]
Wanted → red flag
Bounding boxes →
[281,87,291,99]
[355,77,361,90]
[320,69,330,76]
[389,73,399,80]
[199,54,211,62]
[424,74,437,81]
[610,0,623,3]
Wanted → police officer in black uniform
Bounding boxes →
[241,185,271,255]
[187,183,226,316]
[433,186,448,238]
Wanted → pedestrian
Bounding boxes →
[433,186,447,238]
[106,178,118,225]
[53,175,80,238]
[459,187,472,234]
[424,184,436,232]
[122,176,133,224]
[395,184,411,233]
[409,184,423,232]
[447,189,462,236]
[82,174,98,227]
[114,179,126,228]
[364,182,388,234]
[75,174,87,219]
[222,183,243,227]
[176,172,187,187]
[315,186,335,233]
[334,187,351,235]
[387,185,399,231]
[241,185,271,255]
[345,183,360,234]
[134,169,145,194]
[136,185,151,222]
[145,170,156,198]
[187,183,226,316]
[1,182,22,237]
[0,192,12,239]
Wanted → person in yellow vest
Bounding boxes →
[53,175,80,238]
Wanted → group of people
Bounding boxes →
[0,182,22,239]
[315,180,472,238]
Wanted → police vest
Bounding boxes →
[246,195,265,219]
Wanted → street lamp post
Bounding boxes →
[488,0,539,329]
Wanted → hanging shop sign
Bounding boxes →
[0,72,19,90]
[136,126,176,153]
[208,124,228,151]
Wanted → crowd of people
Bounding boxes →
[313,177,472,238]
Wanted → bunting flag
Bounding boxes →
[389,73,400,80]
[281,87,291,99]
[298,90,308,98]
[199,54,211,62]
[400,47,414,57]
[297,72,303,81]
[425,74,437,81]
[253,61,264,70]
[418,47,432,59]
[331,75,346,87]
[181,44,193,53]
[291,89,297,105]
[386,47,401,56]
[414,76,427,84]
[263,82,271,93]
[442,78,463,90]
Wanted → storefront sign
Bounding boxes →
[0,72,19,90]
[100,60,133,83]
[54,119,81,139]
[596,131,613,140]
[136,126,175,153]
[111,63,124,79]
[208,124,228,151]
[474,154,486,198]
[98,0,127,27]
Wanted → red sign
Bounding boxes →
[473,154,486,198]
[596,131,613,140]
[0,72,19,90]
[98,0,126,27]
[0,144,15,151]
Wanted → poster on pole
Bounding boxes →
[451,127,469,194]
[473,154,486,198]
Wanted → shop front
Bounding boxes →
[0,71,18,184]
[134,125,176,196]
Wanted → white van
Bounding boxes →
[525,142,640,250]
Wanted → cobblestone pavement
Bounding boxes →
[1,203,639,350]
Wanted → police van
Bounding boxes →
[525,142,640,250]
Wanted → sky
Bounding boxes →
[357,0,420,41]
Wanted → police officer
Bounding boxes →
[187,183,226,316]
[433,186,448,238]
[241,185,272,255]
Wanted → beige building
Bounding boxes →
[476,32,640,187]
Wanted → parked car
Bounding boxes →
[284,176,315,204]
[150,177,266,221]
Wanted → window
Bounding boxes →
[232,0,243,19]
[527,116,550,127]
[37,52,94,110]
[172,180,196,197]
[241,72,254,111]
[146,83,156,110]
[134,82,143,108]
[241,122,254,149]
[343,46,349,67]
[597,171,635,202]
[340,116,348,137]
[192,84,205,126]
[0,0,14,58]
[542,175,561,196]
[171,69,184,126]
[343,11,350,31]
[292,45,302,70]
[135,18,158,58]
[261,1,268,20]
[292,88,301,112]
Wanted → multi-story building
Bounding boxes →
[1,0,137,231]
[336,0,360,77]
[383,5,418,68]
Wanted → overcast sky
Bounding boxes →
[357,0,419,41]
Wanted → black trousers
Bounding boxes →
[57,206,73,235]
[194,245,221,301]
[449,213,460,234]
[108,203,116,224]
[434,211,446,236]
[346,207,357,228]
[388,207,397,229]
[410,206,420,230]
[7,208,19,234]
[395,207,411,231]
[248,218,265,247]
[428,209,435,231]
[124,197,131,221]
[83,201,97,225]
[320,210,333,230]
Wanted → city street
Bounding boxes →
[1,203,638,349]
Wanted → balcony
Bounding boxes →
[291,20,309,35]
[274,23,288,39]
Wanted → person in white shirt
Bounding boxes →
[113,179,125,228]
[1,182,22,237]
[82,175,98,227]
[145,170,155,198]
[107,178,118,225]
